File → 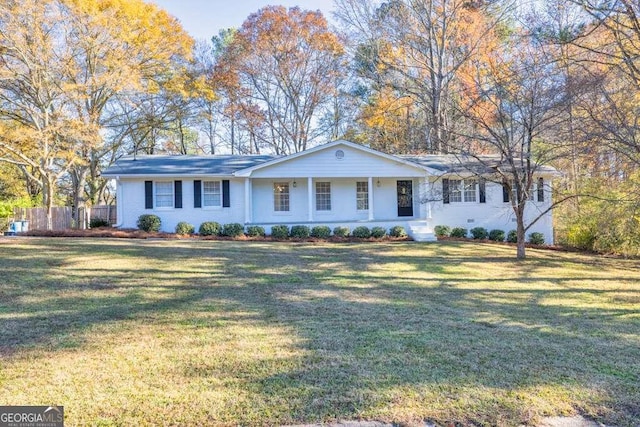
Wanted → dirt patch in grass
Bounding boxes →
[0,239,638,425]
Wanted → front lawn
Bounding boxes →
[0,238,638,425]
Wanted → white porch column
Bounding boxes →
[368,176,374,221]
[244,178,252,223]
[419,177,428,219]
[307,177,313,222]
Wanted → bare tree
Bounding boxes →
[456,32,570,259]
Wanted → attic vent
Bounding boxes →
[335,149,345,160]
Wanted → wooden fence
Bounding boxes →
[12,205,117,231]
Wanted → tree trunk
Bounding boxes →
[43,176,54,231]
[71,167,88,229]
[516,212,526,260]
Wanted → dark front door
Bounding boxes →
[397,180,413,217]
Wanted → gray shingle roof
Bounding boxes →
[400,154,559,175]
[102,155,278,177]
[102,152,558,177]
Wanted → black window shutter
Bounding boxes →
[502,181,510,203]
[174,180,183,209]
[222,180,230,207]
[194,180,202,208]
[145,181,153,209]
[479,178,486,203]
[537,177,544,202]
[442,179,450,204]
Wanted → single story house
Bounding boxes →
[102,140,557,242]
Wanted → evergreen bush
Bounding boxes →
[352,226,371,238]
[529,232,545,245]
[434,225,451,237]
[370,226,386,239]
[290,225,310,238]
[89,218,110,228]
[488,229,505,242]
[246,225,266,237]
[222,223,244,237]
[333,226,350,238]
[199,221,221,236]
[389,225,408,238]
[310,226,331,239]
[450,227,467,238]
[175,221,195,235]
[470,227,489,240]
[137,214,161,232]
[271,225,289,239]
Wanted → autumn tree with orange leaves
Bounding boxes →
[0,0,193,228]
[214,6,345,155]
[335,0,503,154]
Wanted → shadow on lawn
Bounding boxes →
[1,239,639,425]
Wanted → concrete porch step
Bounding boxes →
[408,221,437,242]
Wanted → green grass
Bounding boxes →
[0,238,638,426]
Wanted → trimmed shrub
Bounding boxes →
[470,227,489,240]
[434,225,451,238]
[389,225,408,238]
[529,232,545,245]
[89,218,110,228]
[488,229,505,242]
[271,225,289,239]
[246,225,266,237]
[333,226,350,238]
[507,229,518,243]
[290,225,310,238]
[199,221,221,236]
[310,225,331,239]
[175,221,195,235]
[352,226,371,238]
[137,214,161,232]
[222,223,244,237]
[450,227,467,238]
[370,226,386,239]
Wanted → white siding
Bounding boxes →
[249,145,425,178]
[118,178,246,232]
[428,178,554,242]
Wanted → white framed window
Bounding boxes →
[449,179,462,203]
[316,182,331,211]
[509,180,534,201]
[203,181,222,207]
[356,181,369,210]
[155,181,173,208]
[274,182,290,212]
[463,179,477,202]
[449,179,477,203]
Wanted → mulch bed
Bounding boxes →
[14,228,411,243]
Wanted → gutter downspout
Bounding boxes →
[114,176,124,228]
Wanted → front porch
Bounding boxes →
[243,176,432,226]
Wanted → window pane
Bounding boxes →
[203,181,221,207]
[274,182,290,212]
[155,182,173,208]
[316,182,331,211]
[356,181,368,210]
[449,179,462,203]
[463,179,477,202]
